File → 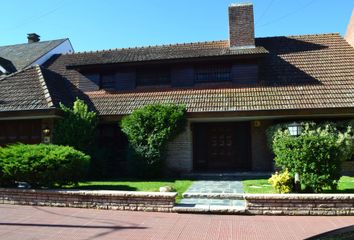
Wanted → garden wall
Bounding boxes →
[0,188,176,212]
[245,194,354,215]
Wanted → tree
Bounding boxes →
[53,98,98,152]
[120,104,187,178]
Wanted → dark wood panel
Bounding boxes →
[231,64,258,84]
[171,65,195,87]
[0,120,41,146]
[115,71,136,91]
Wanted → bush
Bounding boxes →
[120,104,187,178]
[270,123,353,192]
[268,169,294,193]
[0,144,90,187]
[53,98,98,152]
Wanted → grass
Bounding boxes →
[243,176,354,194]
[64,179,193,203]
[242,178,276,194]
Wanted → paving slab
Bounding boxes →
[1,205,354,240]
[180,180,246,208]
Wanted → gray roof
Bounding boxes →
[0,39,67,72]
[66,41,268,67]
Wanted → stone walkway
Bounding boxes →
[179,180,245,208]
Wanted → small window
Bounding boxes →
[136,68,170,86]
[195,64,231,83]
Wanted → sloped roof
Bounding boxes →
[46,33,354,116]
[0,65,73,112]
[0,39,68,72]
[66,41,268,67]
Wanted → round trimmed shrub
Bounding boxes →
[0,144,90,187]
[270,123,353,192]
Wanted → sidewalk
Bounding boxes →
[0,204,353,240]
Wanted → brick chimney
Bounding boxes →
[345,9,354,48]
[228,3,255,49]
[27,33,40,43]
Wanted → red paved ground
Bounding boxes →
[0,204,353,240]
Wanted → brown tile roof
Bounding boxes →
[0,65,73,112]
[65,41,268,67]
[46,33,354,116]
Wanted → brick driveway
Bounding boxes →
[0,205,353,240]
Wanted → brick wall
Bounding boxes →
[166,121,193,173]
[0,188,176,212]
[245,194,354,215]
[228,3,255,48]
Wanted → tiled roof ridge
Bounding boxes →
[0,38,68,49]
[67,33,341,56]
[256,32,340,40]
[35,65,54,108]
[70,40,229,55]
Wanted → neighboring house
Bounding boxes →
[1,4,354,174]
[0,34,74,145]
[345,9,354,47]
[0,33,73,76]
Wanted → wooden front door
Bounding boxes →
[193,122,251,171]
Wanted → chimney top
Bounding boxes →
[229,3,253,7]
[27,33,40,43]
[228,3,255,49]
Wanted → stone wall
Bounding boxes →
[166,122,193,173]
[0,188,176,212]
[245,194,354,215]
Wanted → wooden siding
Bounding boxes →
[171,65,195,87]
[0,120,41,146]
[78,61,259,92]
[115,71,136,91]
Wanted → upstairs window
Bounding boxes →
[195,64,231,83]
[81,72,116,90]
[136,68,170,86]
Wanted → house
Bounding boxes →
[0,34,74,145]
[0,3,353,175]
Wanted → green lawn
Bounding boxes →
[243,176,354,194]
[64,179,193,202]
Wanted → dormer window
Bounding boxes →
[195,64,231,83]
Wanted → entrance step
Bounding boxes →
[173,204,246,214]
[182,172,271,180]
[179,198,245,207]
[176,179,247,214]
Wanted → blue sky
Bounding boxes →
[0,0,353,52]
